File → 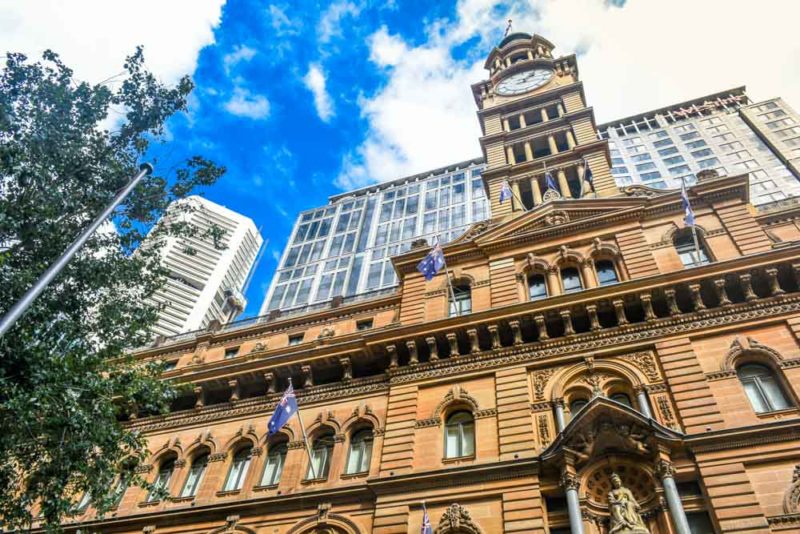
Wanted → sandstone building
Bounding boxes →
[64,33,800,534]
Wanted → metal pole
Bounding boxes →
[0,163,153,338]
[682,177,703,266]
[437,235,460,317]
[508,180,528,212]
[292,378,318,480]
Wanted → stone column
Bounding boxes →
[548,134,558,155]
[502,117,510,131]
[557,168,572,198]
[636,387,653,419]
[540,107,549,122]
[506,145,515,165]
[580,259,595,288]
[519,113,527,128]
[524,141,533,161]
[560,472,585,534]
[530,176,543,205]
[658,460,691,534]
[546,266,561,296]
[554,400,566,432]
[511,180,523,212]
[566,129,577,149]
[557,102,565,117]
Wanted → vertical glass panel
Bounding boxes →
[223,447,252,491]
[180,453,209,497]
[528,274,547,300]
[596,260,619,285]
[561,268,583,293]
[346,256,363,296]
[260,444,287,486]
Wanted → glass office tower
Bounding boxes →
[597,88,800,205]
[261,158,488,314]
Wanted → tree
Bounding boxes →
[0,48,225,531]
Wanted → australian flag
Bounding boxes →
[417,243,445,281]
[421,503,433,534]
[267,384,298,436]
[545,172,557,191]
[499,180,513,204]
[681,180,696,226]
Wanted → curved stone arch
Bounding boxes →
[548,359,647,401]
[260,427,295,448]
[722,336,785,372]
[183,441,215,463]
[660,222,710,246]
[184,431,220,458]
[589,237,621,259]
[516,253,551,277]
[305,420,340,440]
[286,513,362,534]
[555,245,585,266]
[438,271,476,291]
[579,457,660,512]
[783,465,800,513]
[207,526,257,534]
[341,408,381,436]
[221,430,259,455]
[148,439,183,465]
[431,385,481,420]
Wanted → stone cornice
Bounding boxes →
[686,419,800,453]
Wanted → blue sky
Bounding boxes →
[6,0,800,318]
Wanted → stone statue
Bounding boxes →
[608,473,649,534]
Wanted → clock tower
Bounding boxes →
[472,32,618,218]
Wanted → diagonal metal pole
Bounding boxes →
[0,163,153,338]
[291,377,318,480]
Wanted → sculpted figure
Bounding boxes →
[608,473,649,534]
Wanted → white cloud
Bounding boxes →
[268,4,300,36]
[0,0,224,85]
[336,0,800,189]
[303,63,335,122]
[318,1,362,43]
[223,44,257,73]
[224,87,271,119]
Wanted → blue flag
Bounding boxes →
[499,180,513,204]
[545,172,557,191]
[417,243,445,281]
[421,503,433,534]
[681,181,695,226]
[267,383,298,436]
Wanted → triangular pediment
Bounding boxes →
[472,196,653,246]
[541,397,683,467]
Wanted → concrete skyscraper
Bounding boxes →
[145,195,263,338]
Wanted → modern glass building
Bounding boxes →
[261,158,488,314]
[597,88,800,205]
[264,89,800,315]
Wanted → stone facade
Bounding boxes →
[55,33,800,534]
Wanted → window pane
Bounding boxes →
[742,380,769,413]
[224,448,251,491]
[759,376,791,411]
[561,268,582,293]
[528,274,547,300]
[181,454,208,497]
[445,425,459,457]
[596,260,618,285]
[460,422,475,456]
[261,445,286,486]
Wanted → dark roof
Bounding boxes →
[498,32,532,48]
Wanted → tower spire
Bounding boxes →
[504,18,513,37]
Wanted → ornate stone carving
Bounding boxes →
[435,503,483,534]
[655,459,675,480]
[538,414,551,446]
[783,464,800,513]
[317,326,335,340]
[567,419,651,464]
[622,352,660,382]
[531,368,555,400]
[607,473,650,534]
[544,210,570,226]
[560,472,579,491]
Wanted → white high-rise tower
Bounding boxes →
[145,196,263,338]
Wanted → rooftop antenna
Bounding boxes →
[504,18,513,37]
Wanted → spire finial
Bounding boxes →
[504,19,513,37]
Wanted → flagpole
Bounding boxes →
[508,179,528,212]
[681,177,703,266]
[437,235,460,317]
[290,378,318,480]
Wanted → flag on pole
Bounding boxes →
[267,383,298,436]
[499,180,513,204]
[421,502,433,534]
[681,180,696,226]
[583,160,594,188]
[545,172,557,191]
[417,243,446,281]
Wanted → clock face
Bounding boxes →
[495,68,553,96]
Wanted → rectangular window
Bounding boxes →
[641,171,662,181]
[224,347,240,359]
[663,155,685,165]
[720,141,744,151]
[622,137,641,146]
[627,145,647,154]
[760,109,787,120]
[733,159,759,171]
[690,148,713,159]
[658,146,679,157]
[611,157,625,165]
[673,123,696,133]
[635,162,657,171]
[649,130,669,139]
[669,165,691,175]
[356,318,374,331]
[713,132,735,142]
[631,153,652,162]
[706,124,729,134]
[686,140,707,150]
[728,149,752,161]
[680,131,700,141]
[611,167,628,175]
[288,334,304,346]
[653,138,674,148]
[698,157,720,169]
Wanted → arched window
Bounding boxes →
[75,491,91,512]
[560,267,583,293]
[528,273,548,301]
[610,393,633,408]
[569,399,588,420]
[444,411,475,458]
[307,433,335,479]
[147,458,175,502]
[223,445,252,492]
[346,429,374,474]
[674,230,710,267]
[737,364,792,413]
[260,442,287,486]
[111,477,128,508]
[180,452,209,498]
[595,260,619,286]
[449,284,472,317]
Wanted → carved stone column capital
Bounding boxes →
[559,471,580,491]
[655,459,676,479]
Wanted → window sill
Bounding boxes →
[215,489,241,497]
[301,477,328,485]
[340,471,369,480]
[138,500,161,508]
[169,496,195,504]
[253,483,279,492]
[442,454,475,465]
[756,407,798,419]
